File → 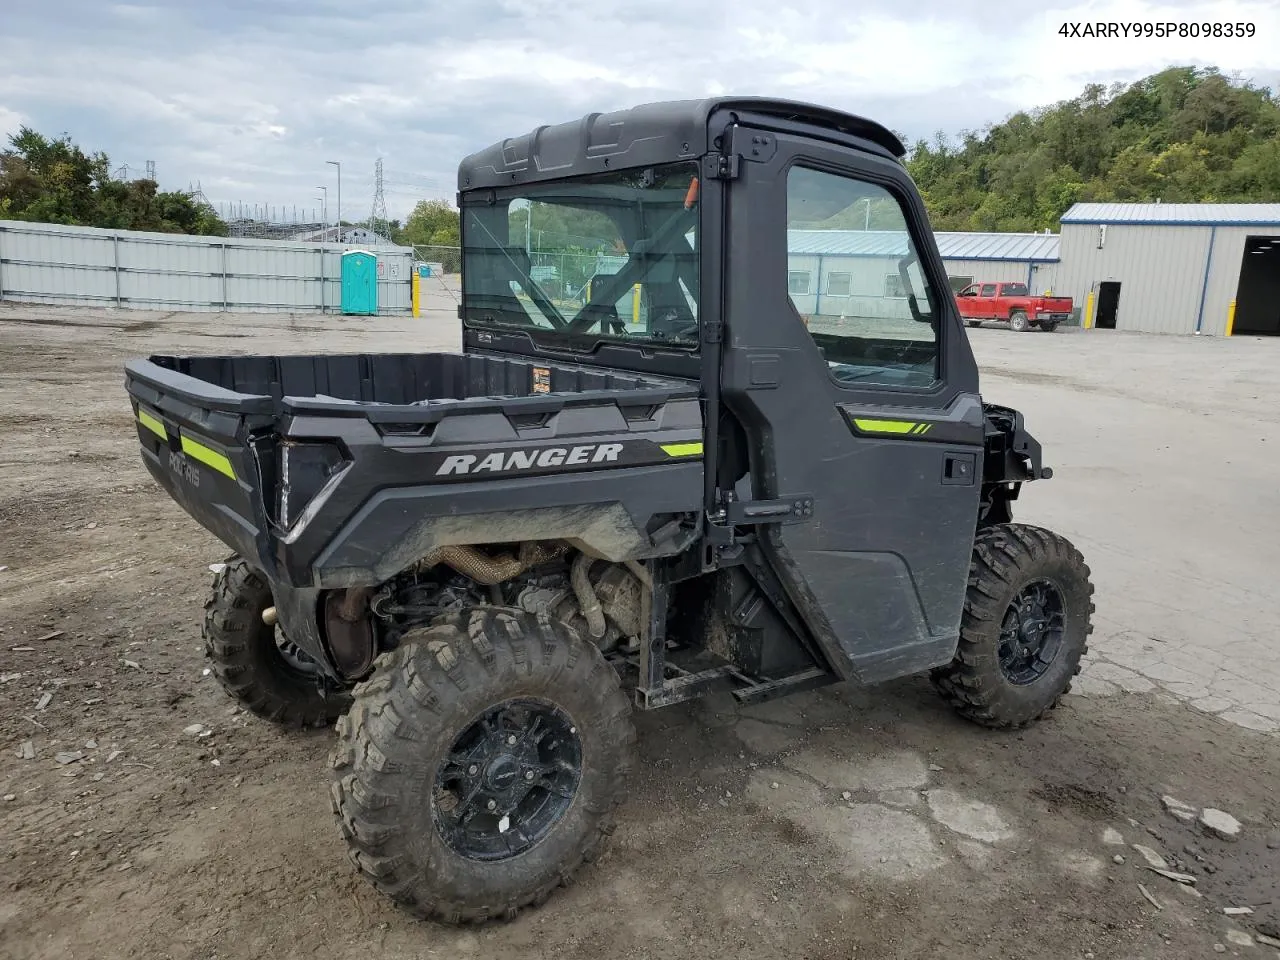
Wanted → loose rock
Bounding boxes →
[1255,934,1280,949]
[106,750,122,763]
[1102,827,1125,845]
[55,751,84,765]
[1222,906,1253,916]
[841,791,852,801]
[3,794,15,801]
[19,740,35,760]
[1212,945,1226,954]
[1131,844,1168,869]
[121,659,141,670]
[1161,795,1197,823]
[1112,854,1125,865]
[928,763,943,772]
[35,692,53,711]
[84,739,97,750]
[1225,930,1253,948]
[183,724,206,736]
[1199,808,1242,841]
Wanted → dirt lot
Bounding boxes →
[2,299,1278,960]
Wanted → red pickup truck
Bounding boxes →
[954,282,1074,332]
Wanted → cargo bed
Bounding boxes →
[125,351,706,591]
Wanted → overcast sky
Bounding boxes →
[1,0,1277,223]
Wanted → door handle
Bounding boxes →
[942,453,976,486]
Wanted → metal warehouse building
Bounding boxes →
[787,231,1061,320]
[1056,203,1280,336]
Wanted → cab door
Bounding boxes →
[717,125,986,683]
[978,282,999,318]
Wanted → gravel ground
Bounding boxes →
[1,295,1277,960]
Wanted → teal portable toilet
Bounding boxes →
[341,250,378,315]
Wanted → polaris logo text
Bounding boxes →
[436,444,625,476]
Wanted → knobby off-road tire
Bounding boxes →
[931,523,1094,729]
[202,557,351,727]
[1009,309,1031,332]
[330,606,636,924]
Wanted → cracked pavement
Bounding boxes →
[969,328,1280,734]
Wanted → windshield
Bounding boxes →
[460,162,700,350]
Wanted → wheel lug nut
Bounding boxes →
[487,799,497,811]
[468,765,478,775]
[525,770,535,781]
[507,735,517,745]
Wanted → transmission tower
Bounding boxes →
[145,160,156,182]
[370,158,389,243]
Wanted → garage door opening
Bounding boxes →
[1233,236,1280,336]
[1095,281,1121,329]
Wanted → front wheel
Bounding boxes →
[1009,310,1031,332]
[330,607,636,923]
[931,524,1094,729]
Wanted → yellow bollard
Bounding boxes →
[632,283,641,325]
[412,270,421,318]
[1083,290,1095,329]
[1225,300,1236,337]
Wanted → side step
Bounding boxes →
[608,648,835,710]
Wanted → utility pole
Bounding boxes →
[316,186,328,238]
[326,160,341,243]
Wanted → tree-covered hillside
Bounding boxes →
[906,66,1280,232]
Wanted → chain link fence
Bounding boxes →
[414,244,462,275]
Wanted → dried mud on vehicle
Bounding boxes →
[2,304,1278,960]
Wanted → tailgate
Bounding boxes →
[124,358,276,574]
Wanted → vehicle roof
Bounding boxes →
[457,97,906,191]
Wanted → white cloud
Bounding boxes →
[0,105,25,141]
[0,0,1275,221]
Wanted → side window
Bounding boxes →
[826,272,852,296]
[949,277,974,294]
[786,164,938,388]
[980,283,997,297]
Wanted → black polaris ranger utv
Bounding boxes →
[124,97,1093,924]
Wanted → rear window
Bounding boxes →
[1002,283,1029,296]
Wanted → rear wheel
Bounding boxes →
[203,556,351,727]
[1009,310,1031,332]
[931,524,1094,729]
[1041,320,1059,332]
[330,606,636,923]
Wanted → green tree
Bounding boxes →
[0,127,226,235]
[399,198,460,247]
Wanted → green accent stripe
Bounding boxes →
[852,418,919,435]
[180,434,236,479]
[137,408,167,440]
[660,442,704,458]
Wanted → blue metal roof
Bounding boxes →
[788,230,1060,262]
[1061,203,1280,226]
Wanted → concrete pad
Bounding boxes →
[745,771,944,880]
[784,750,929,793]
[923,789,1017,844]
